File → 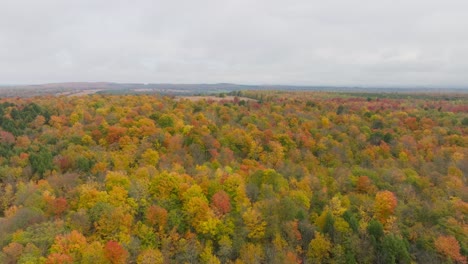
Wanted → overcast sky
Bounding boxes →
[1,0,468,87]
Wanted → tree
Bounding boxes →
[315,210,335,240]
[240,243,265,264]
[145,205,168,231]
[29,147,54,176]
[45,253,73,264]
[356,176,372,193]
[49,230,87,263]
[137,249,164,264]
[81,241,107,264]
[242,208,267,240]
[105,171,130,191]
[2,242,24,264]
[367,219,384,242]
[200,242,221,264]
[157,114,174,128]
[141,149,160,166]
[106,126,127,145]
[47,197,68,217]
[217,235,233,262]
[0,130,15,145]
[434,235,466,263]
[95,206,133,243]
[374,190,397,224]
[307,232,332,263]
[380,235,410,264]
[183,196,214,234]
[104,241,128,264]
[211,190,231,216]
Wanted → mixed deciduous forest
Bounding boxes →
[0,91,466,263]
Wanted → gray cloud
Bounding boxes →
[1,0,467,87]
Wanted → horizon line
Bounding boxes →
[1,81,467,90]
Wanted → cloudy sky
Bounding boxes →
[1,0,467,87]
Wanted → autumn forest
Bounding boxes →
[0,91,467,264]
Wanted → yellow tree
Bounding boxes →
[307,232,332,263]
[49,230,87,262]
[81,241,107,264]
[137,249,164,264]
[242,208,267,240]
[95,207,133,243]
[239,243,265,264]
[200,241,221,264]
[374,190,397,224]
[141,149,160,166]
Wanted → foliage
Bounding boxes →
[0,92,466,262]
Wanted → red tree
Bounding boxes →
[211,190,231,216]
[104,241,128,264]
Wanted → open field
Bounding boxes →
[175,95,257,102]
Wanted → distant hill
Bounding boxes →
[0,82,467,97]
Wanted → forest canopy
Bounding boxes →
[0,91,466,263]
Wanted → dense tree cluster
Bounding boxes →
[0,91,467,263]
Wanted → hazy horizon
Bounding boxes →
[2,0,468,87]
[2,81,467,91]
